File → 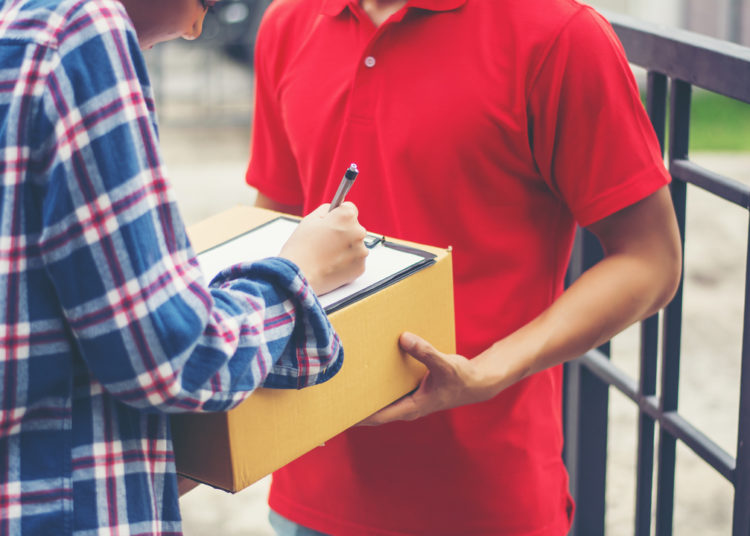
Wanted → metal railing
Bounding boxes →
[563,11,750,536]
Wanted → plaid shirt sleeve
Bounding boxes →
[34,2,342,413]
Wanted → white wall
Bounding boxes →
[584,0,750,44]
[584,0,681,25]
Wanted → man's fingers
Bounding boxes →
[338,200,359,217]
[310,203,329,216]
[399,332,447,371]
[358,393,421,426]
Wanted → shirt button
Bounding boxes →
[364,56,376,68]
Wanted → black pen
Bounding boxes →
[328,163,359,211]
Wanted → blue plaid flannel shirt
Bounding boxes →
[0,0,344,534]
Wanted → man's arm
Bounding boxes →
[40,15,348,414]
[362,186,682,424]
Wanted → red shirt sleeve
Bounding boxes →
[245,13,304,206]
[528,6,670,227]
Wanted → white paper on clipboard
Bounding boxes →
[196,217,435,312]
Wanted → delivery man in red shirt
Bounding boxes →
[246,0,682,534]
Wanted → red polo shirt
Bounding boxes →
[247,0,669,534]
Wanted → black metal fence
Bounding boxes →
[563,11,750,536]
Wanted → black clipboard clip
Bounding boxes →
[364,233,385,249]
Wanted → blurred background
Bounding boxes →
[142,1,750,534]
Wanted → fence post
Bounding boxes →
[734,224,750,534]
[564,230,609,536]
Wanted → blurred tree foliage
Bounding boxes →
[690,91,750,152]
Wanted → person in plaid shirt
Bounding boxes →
[0,0,369,534]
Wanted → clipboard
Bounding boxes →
[196,216,436,313]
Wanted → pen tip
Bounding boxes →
[349,163,358,171]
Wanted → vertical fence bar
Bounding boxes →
[563,228,586,509]
[734,218,750,535]
[645,72,669,151]
[655,78,691,536]
[562,356,581,532]
[573,363,610,536]
[563,231,584,535]
[635,317,659,536]
[564,231,609,536]
[634,71,669,536]
[728,0,743,44]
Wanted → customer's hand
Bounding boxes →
[280,202,368,296]
[359,332,494,425]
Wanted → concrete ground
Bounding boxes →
[151,41,750,536]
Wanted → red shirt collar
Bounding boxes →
[321,0,467,17]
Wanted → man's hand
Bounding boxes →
[280,202,368,295]
[359,332,493,425]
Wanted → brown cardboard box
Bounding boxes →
[171,206,455,492]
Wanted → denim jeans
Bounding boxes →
[268,510,330,536]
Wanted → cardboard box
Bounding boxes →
[171,206,455,492]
